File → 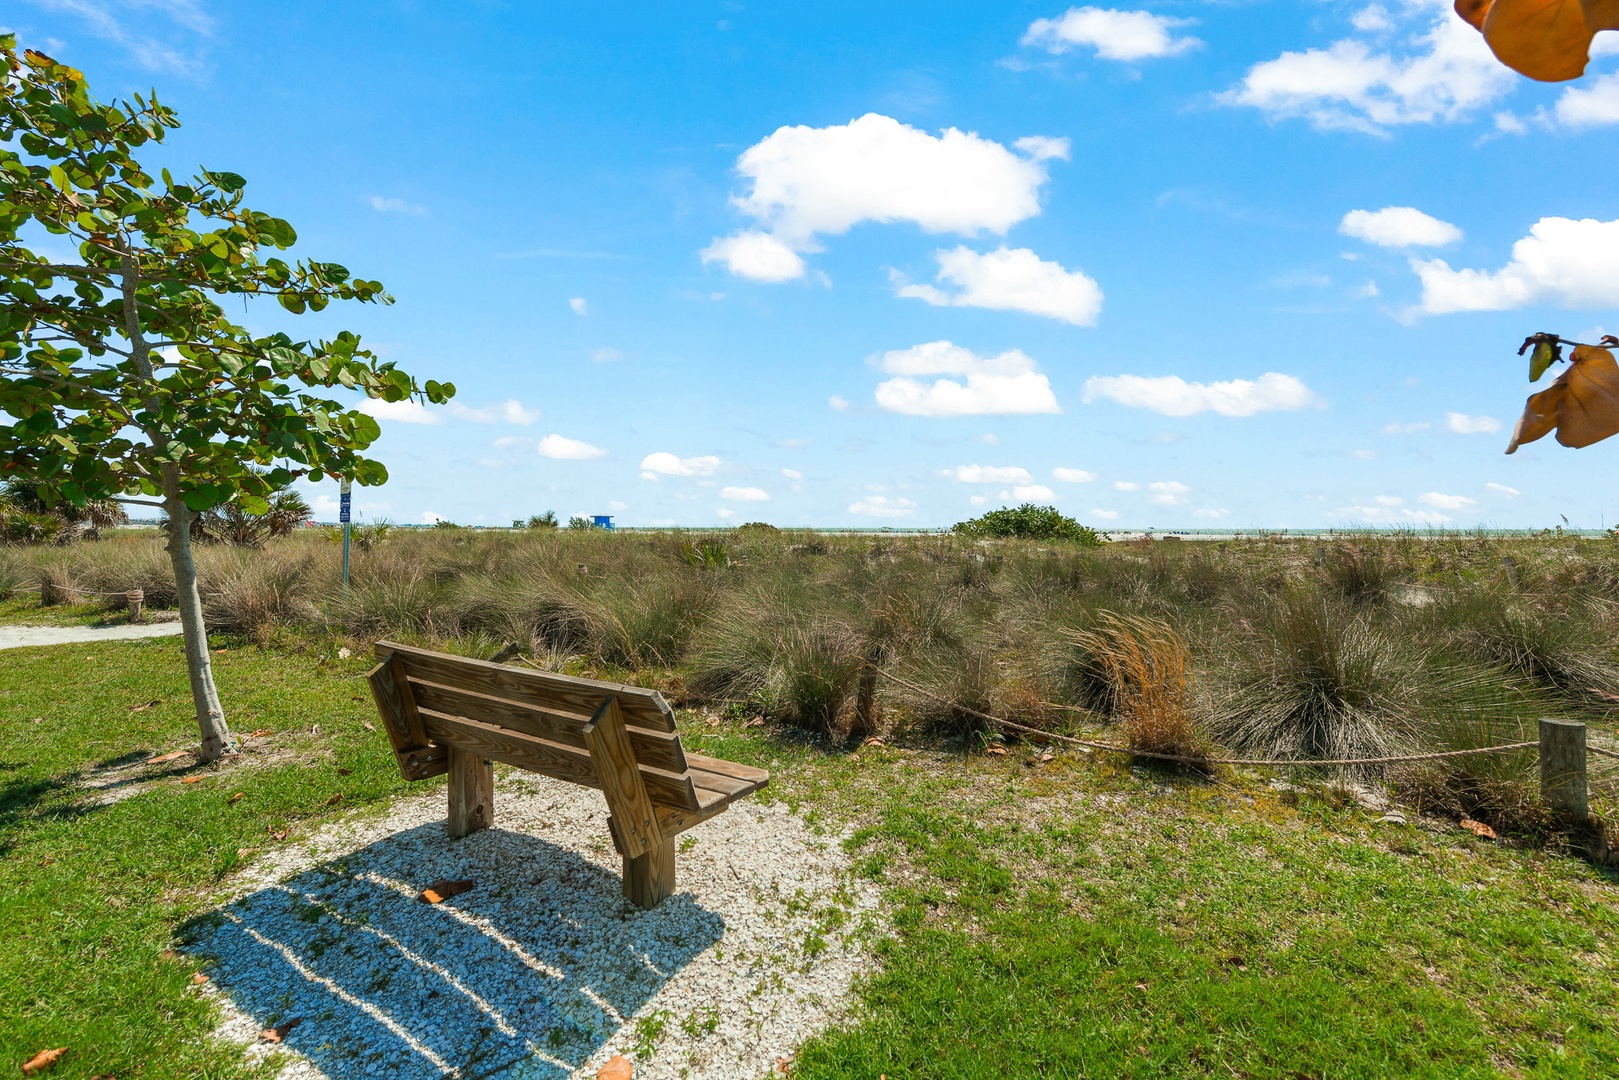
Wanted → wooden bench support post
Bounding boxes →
[586,695,673,909]
[447,746,494,837]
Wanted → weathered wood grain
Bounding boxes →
[684,752,770,785]
[377,641,676,733]
[623,836,676,910]
[585,697,665,859]
[417,707,701,811]
[367,660,441,780]
[447,746,494,837]
[408,677,687,773]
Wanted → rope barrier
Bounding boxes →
[879,670,1538,768]
[1588,745,1619,762]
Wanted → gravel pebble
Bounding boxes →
[188,772,882,1079]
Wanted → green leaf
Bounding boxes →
[236,493,269,515]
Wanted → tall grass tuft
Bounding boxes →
[1439,590,1619,705]
[1065,612,1202,760]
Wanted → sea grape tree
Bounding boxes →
[0,39,453,760]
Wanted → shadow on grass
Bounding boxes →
[181,822,723,1079]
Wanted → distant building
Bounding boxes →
[592,515,615,530]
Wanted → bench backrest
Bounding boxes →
[368,641,701,811]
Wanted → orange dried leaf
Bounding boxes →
[147,750,188,764]
[249,728,273,737]
[986,746,1007,756]
[192,972,210,985]
[1507,344,1619,452]
[1582,0,1619,29]
[1460,817,1499,839]
[21,1048,65,1075]
[361,721,376,732]
[259,1018,301,1043]
[596,1055,633,1080]
[325,793,344,806]
[1456,0,1495,28]
[1482,0,1594,82]
[227,792,245,804]
[181,776,202,785]
[418,878,475,904]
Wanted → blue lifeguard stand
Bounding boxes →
[591,515,615,530]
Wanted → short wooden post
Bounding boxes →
[1540,718,1589,820]
[623,838,676,910]
[40,579,60,606]
[585,695,673,909]
[126,588,145,623]
[446,746,494,837]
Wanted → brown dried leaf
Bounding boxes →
[986,746,1007,756]
[249,728,273,737]
[596,1055,633,1080]
[129,700,161,714]
[325,793,344,806]
[1456,0,1495,28]
[259,1018,301,1043]
[227,792,245,804]
[1482,0,1593,82]
[336,768,352,776]
[418,879,475,904]
[181,777,202,785]
[147,750,188,765]
[1460,817,1499,839]
[1508,344,1619,451]
[1582,0,1619,30]
[191,972,210,985]
[361,721,376,732]
[21,1048,65,1075]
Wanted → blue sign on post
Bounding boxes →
[339,492,352,523]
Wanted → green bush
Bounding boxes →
[953,504,1103,544]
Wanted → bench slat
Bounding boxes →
[686,766,765,802]
[417,708,701,811]
[378,641,676,733]
[408,677,689,774]
[683,753,770,785]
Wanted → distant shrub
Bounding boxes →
[527,512,559,529]
[432,519,462,530]
[566,516,595,530]
[953,504,1102,544]
[737,522,778,534]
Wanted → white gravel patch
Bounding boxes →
[186,772,883,1079]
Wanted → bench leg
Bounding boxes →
[622,837,675,910]
[447,747,494,838]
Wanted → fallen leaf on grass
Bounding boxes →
[267,826,290,841]
[986,746,1007,756]
[21,1047,65,1075]
[227,792,244,804]
[361,721,376,732]
[1460,817,1498,839]
[336,768,352,777]
[596,1055,633,1080]
[325,793,344,806]
[129,700,161,714]
[259,1018,301,1043]
[181,777,202,785]
[192,972,210,985]
[147,751,189,765]
[706,717,721,728]
[746,718,765,728]
[418,879,475,904]
[862,737,886,748]
[249,728,273,737]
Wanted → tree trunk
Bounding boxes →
[163,479,233,761]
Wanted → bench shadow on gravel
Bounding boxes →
[181,822,725,1079]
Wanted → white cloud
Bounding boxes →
[1148,480,1190,506]
[1419,491,1477,510]
[1114,481,1141,492]
[569,297,589,315]
[422,510,450,525]
[1005,484,1056,501]
[703,113,1064,279]
[969,494,990,506]
[781,468,804,480]
[450,399,539,425]
[1330,503,1452,525]
[537,434,608,460]
[940,464,1032,484]
[1222,6,1512,133]
[1355,280,1380,299]
[492,435,530,449]
[700,231,807,282]
[1353,449,1377,459]
[1351,4,1394,31]
[1091,508,1120,520]
[1381,420,1431,434]
[591,348,625,363]
[721,486,770,501]
[849,495,917,518]
[1446,412,1500,434]
[1555,72,1619,128]
[1486,482,1521,497]
[1192,507,1231,518]
[1411,217,1619,314]
[1053,467,1097,483]
[1081,372,1317,417]
[1022,7,1202,62]
[896,246,1103,325]
[1376,495,1403,507]
[828,395,850,411]
[1339,206,1461,248]
[716,507,736,519]
[977,433,1001,445]
[640,452,721,477]
[873,341,1060,417]
[370,195,426,215]
[356,398,439,424]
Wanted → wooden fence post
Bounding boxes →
[1540,718,1589,820]
[126,588,144,623]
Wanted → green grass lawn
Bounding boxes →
[3,637,1618,1078]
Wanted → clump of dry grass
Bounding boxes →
[1064,612,1203,761]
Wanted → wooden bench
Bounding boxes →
[365,640,769,909]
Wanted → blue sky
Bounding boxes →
[11,0,1619,529]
